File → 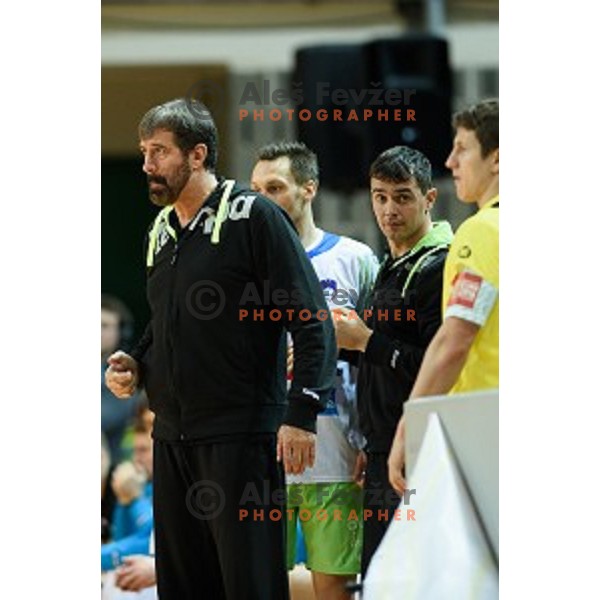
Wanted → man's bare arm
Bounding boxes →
[410,316,479,399]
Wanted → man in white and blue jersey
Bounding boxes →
[252,142,379,600]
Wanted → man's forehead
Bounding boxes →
[454,127,479,146]
[370,177,417,192]
[254,157,292,180]
[140,128,176,146]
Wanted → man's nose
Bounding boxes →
[142,155,156,175]
[445,151,456,170]
[383,204,398,217]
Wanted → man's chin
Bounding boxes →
[149,193,175,207]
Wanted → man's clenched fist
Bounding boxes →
[105,351,139,398]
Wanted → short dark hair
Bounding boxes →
[138,98,219,172]
[256,141,319,186]
[452,99,499,158]
[369,146,432,194]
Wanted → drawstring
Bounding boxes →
[146,206,176,268]
[382,244,448,299]
[401,245,448,298]
[211,179,235,245]
[146,180,236,266]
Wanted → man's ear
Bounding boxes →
[303,180,318,203]
[491,148,499,175]
[190,143,209,170]
[425,187,438,212]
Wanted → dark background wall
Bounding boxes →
[102,158,156,338]
[102,65,230,337]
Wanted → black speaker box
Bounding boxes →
[363,36,452,178]
[294,45,368,191]
[294,36,452,190]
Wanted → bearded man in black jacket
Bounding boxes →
[105,98,336,600]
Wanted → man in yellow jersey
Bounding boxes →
[387,99,499,494]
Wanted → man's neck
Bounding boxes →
[174,172,219,228]
[477,178,499,209]
[294,210,320,249]
[389,221,433,258]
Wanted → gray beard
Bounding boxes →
[149,190,176,207]
[147,161,192,207]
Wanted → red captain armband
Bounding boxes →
[448,271,483,309]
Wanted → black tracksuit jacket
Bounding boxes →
[131,179,336,442]
[358,233,450,453]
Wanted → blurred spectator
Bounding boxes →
[103,550,157,600]
[102,294,140,463]
[102,418,154,572]
[134,393,154,435]
[116,555,156,593]
[102,433,117,541]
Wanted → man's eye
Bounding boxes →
[149,148,166,159]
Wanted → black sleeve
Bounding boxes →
[130,321,153,387]
[129,227,154,387]
[251,201,337,433]
[362,256,445,384]
[339,349,360,366]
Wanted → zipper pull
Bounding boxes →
[171,243,178,266]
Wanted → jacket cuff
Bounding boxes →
[129,350,146,388]
[364,330,393,367]
[338,348,360,367]
[283,397,319,433]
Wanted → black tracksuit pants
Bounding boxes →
[361,451,403,577]
[153,434,289,600]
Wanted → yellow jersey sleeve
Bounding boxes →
[444,211,499,327]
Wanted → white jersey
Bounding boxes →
[288,229,379,483]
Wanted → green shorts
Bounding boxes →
[286,482,363,575]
